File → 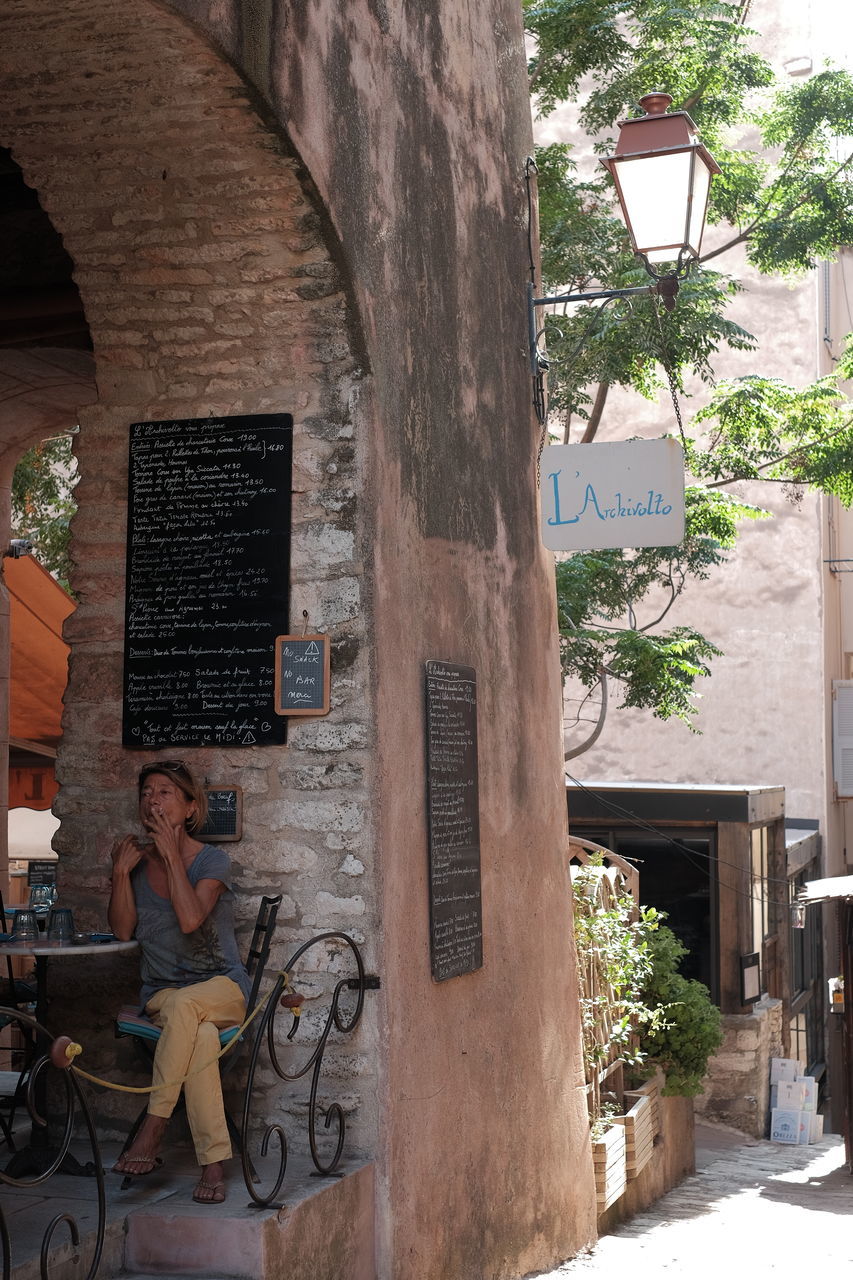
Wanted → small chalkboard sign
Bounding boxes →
[274,635,330,716]
[27,860,57,886]
[196,787,243,843]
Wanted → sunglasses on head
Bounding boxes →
[139,759,190,776]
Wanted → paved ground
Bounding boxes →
[1,1133,318,1280]
[4,1119,851,1278]
[534,1122,853,1277]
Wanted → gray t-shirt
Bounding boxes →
[131,843,251,1010]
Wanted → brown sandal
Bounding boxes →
[193,1178,226,1204]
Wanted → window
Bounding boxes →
[789,867,825,1074]
[751,826,769,960]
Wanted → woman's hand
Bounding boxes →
[145,806,185,866]
[108,836,146,939]
[111,834,147,875]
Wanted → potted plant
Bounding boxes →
[571,855,665,1206]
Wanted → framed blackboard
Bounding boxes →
[122,414,292,748]
[197,787,243,842]
[27,860,57,886]
[274,634,330,715]
[424,661,483,982]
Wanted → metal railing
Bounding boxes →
[0,933,378,1276]
[0,1006,106,1280]
[238,931,379,1205]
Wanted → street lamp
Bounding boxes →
[527,91,721,420]
[601,91,721,270]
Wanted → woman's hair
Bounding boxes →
[137,760,208,832]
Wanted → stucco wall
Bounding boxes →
[161,2,600,1275]
[2,1,598,1277]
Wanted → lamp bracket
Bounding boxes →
[527,273,680,378]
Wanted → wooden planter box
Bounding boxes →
[615,1093,655,1179]
[624,1074,661,1137]
[592,1122,627,1210]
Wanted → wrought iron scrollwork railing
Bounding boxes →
[239,931,378,1206]
[0,934,377,1270]
[0,1006,106,1280]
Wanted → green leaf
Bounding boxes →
[11,435,78,592]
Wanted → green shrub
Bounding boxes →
[636,925,723,1096]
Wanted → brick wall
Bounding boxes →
[0,0,378,1156]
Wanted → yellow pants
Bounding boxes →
[145,975,246,1167]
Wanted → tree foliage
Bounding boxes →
[636,923,723,1095]
[525,0,853,734]
[11,435,77,592]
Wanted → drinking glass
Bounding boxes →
[29,884,53,910]
[11,909,39,942]
[47,907,75,943]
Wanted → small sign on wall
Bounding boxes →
[196,786,243,842]
[274,634,330,715]
[540,437,685,551]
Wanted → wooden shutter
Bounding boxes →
[833,681,853,797]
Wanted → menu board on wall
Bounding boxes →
[424,661,483,982]
[122,414,293,748]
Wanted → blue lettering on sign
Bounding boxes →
[547,470,672,525]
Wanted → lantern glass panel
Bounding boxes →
[612,149,695,262]
[687,157,712,258]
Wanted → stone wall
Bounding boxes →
[694,997,784,1137]
[0,0,377,1156]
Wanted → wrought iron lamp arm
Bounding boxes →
[527,280,663,375]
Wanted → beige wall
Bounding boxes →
[541,0,848,828]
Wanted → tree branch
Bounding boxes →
[700,411,853,488]
[581,381,610,442]
[701,146,853,266]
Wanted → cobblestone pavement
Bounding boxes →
[534,1127,852,1277]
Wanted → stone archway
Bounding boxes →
[0,0,374,1152]
[0,349,97,883]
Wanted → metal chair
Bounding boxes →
[115,893,282,1170]
[0,888,38,1151]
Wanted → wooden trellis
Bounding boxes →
[569,835,640,1123]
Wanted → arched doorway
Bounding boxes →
[0,147,95,896]
[0,0,371,1157]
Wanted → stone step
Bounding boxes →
[122,1161,374,1279]
[5,1144,374,1280]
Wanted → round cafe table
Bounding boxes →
[0,936,138,1177]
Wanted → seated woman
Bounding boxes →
[109,760,250,1205]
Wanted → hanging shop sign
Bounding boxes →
[274,634,330,716]
[540,437,685,551]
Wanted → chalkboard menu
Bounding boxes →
[424,661,483,982]
[123,414,292,748]
[197,787,243,842]
[275,634,330,715]
[27,860,57,886]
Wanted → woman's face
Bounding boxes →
[139,772,196,832]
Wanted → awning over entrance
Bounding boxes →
[6,552,75,809]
